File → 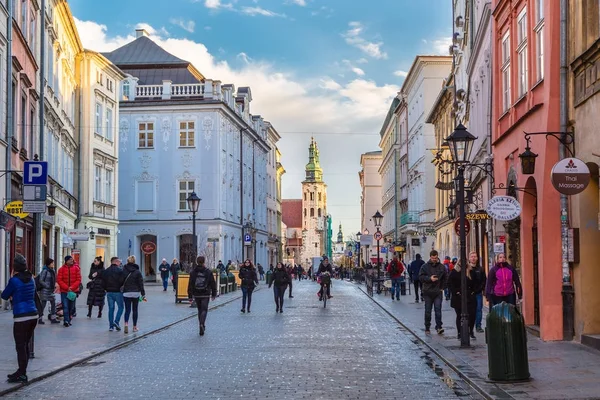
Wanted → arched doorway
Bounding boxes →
[504,180,522,272]
[139,234,157,282]
[178,234,195,272]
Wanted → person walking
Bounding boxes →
[102,257,125,331]
[86,256,106,318]
[469,251,487,333]
[448,259,477,340]
[486,253,522,307]
[286,264,294,298]
[409,254,425,302]
[159,259,170,291]
[56,256,82,327]
[170,258,181,292]
[1,255,38,383]
[419,250,447,335]
[38,258,60,324]
[188,256,217,336]
[386,253,405,301]
[257,263,265,281]
[239,259,259,313]
[269,262,291,313]
[122,256,145,334]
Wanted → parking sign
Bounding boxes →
[23,161,48,185]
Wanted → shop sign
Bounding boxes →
[394,246,405,252]
[551,158,591,195]
[493,243,505,254]
[454,218,471,236]
[486,196,522,221]
[141,241,157,254]
[97,228,111,235]
[4,200,29,219]
[66,229,90,241]
[466,212,491,220]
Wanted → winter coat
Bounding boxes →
[122,263,145,296]
[57,264,82,294]
[448,267,477,309]
[257,264,264,274]
[102,264,125,293]
[187,265,217,298]
[387,259,405,279]
[170,263,181,277]
[486,262,522,298]
[408,258,425,282]
[38,266,57,301]
[239,266,258,289]
[159,262,170,279]
[270,268,291,288]
[1,271,38,319]
[87,266,106,306]
[317,263,333,275]
[471,264,487,295]
[419,260,448,297]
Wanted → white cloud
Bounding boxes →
[428,37,452,55]
[343,21,388,60]
[241,6,287,17]
[351,67,365,76]
[204,26,212,31]
[394,70,408,77]
[169,18,195,33]
[356,58,368,64]
[320,78,342,91]
[237,52,253,64]
[290,0,306,5]
[204,0,221,8]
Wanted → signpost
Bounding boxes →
[550,157,591,195]
[454,218,471,236]
[244,234,252,246]
[486,196,522,221]
[374,231,383,241]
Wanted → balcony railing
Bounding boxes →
[136,85,163,98]
[400,211,419,226]
[172,83,204,97]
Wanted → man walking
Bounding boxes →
[56,256,82,327]
[386,253,405,301]
[188,256,217,336]
[409,254,425,302]
[159,259,170,291]
[419,250,447,335]
[102,257,125,331]
[257,263,265,281]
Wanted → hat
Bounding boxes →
[13,254,27,272]
[64,255,73,263]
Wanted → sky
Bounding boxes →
[69,0,452,238]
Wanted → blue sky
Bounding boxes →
[70,0,452,237]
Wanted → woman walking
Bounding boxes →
[1,255,38,383]
[239,259,259,313]
[268,262,291,313]
[170,258,181,292]
[122,256,145,333]
[448,259,477,340]
[486,253,522,307]
[86,256,106,318]
[38,258,60,324]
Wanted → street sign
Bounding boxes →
[486,196,522,221]
[23,185,47,201]
[348,251,352,257]
[360,236,372,246]
[22,201,46,213]
[551,157,591,195]
[374,231,383,241]
[454,218,471,236]
[4,200,29,219]
[244,234,252,246]
[355,243,360,251]
[67,229,90,241]
[381,247,388,254]
[466,212,491,220]
[23,161,49,185]
[394,246,405,252]
[493,243,505,254]
[498,235,506,243]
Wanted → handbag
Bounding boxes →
[120,273,132,293]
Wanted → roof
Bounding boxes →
[282,199,303,228]
[379,97,400,137]
[121,67,201,85]
[102,36,188,67]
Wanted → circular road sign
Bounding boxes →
[454,218,471,236]
[374,231,383,241]
[551,158,591,195]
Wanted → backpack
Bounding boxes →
[194,271,209,291]
[391,261,399,275]
[34,273,43,292]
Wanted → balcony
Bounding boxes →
[400,211,419,226]
[133,81,206,100]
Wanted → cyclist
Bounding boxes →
[317,257,334,301]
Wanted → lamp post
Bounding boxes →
[446,123,477,348]
[356,231,362,269]
[372,210,383,280]
[186,192,201,262]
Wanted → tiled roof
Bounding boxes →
[103,36,188,66]
[120,67,201,85]
[282,199,302,228]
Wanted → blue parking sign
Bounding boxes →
[23,161,48,185]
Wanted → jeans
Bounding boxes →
[413,280,422,300]
[490,293,516,307]
[288,280,293,297]
[161,276,169,290]
[195,297,210,326]
[475,293,483,328]
[423,293,443,330]
[273,285,286,310]
[259,273,264,281]
[444,287,451,300]
[60,293,76,324]
[40,296,56,320]
[13,319,37,375]
[391,278,402,299]
[106,292,124,328]
[124,297,139,325]
[241,287,254,311]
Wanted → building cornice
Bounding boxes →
[466,4,492,76]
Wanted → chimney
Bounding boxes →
[136,29,149,38]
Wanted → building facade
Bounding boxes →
[0,0,10,289]
[109,30,271,279]
[266,123,281,266]
[281,199,302,266]
[359,151,382,264]
[379,99,399,249]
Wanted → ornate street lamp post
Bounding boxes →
[186,192,201,261]
[356,231,362,269]
[372,210,383,280]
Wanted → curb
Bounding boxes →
[0,290,247,397]
[356,284,514,400]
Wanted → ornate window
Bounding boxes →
[178,180,195,211]
[138,122,154,148]
[179,121,195,148]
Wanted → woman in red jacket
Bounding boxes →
[56,256,82,327]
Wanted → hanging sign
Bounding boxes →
[550,158,591,195]
[141,241,157,254]
[486,196,522,221]
[493,243,505,254]
[454,218,471,236]
[4,200,29,219]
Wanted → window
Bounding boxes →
[318,192,322,201]
[179,121,195,147]
[310,208,314,217]
[29,14,35,52]
[136,181,155,212]
[178,180,195,211]
[105,107,113,141]
[138,122,154,148]
[535,0,544,82]
[105,170,112,204]
[517,9,528,97]
[95,103,102,135]
[96,70,100,84]
[536,0,543,22]
[303,192,307,201]
[94,166,102,201]
[122,81,130,99]
[318,208,321,218]
[501,32,511,111]
[304,208,307,217]
[20,95,26,149]
[310,192,314,201]
[21,0,27,34]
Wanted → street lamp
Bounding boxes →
[446,123,477,348]
[356,231,362,268]
[186,192,201,261]
[372,210,383,281]
[518,136,538,175]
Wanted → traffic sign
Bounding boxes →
[23,185,47,201]
[22,201,46,213]
[374,231,383,241]
[348,251,352,257]
[454,218,471,236]
[244,234,252,246]
[381,247,388,253]
[23,161,48,185]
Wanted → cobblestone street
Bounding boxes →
[5,280,479,400]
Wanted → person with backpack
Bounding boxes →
[386,253,405,301]
[122,256,145,334]
[239,259,259,313]
[56,256,82,327]
[269,262,291,313]
[486,253,522,307]
[37,258,60,324]
[409,254,425,303]
[188,256,217,335]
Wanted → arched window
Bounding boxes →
[310,208,315,217]
[304,208,307,217]
[318,208,321,217]
[310,192,314,201]
[304,192,307,201]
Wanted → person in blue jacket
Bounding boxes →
[1,254,39,383]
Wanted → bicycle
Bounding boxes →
[319,272,331,308]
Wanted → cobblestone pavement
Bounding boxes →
[5,280,481,400]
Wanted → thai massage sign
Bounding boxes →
[550,158,591,195]
[486,196,522,221]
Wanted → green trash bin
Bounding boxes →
[486,302,530,382]
[266,270,273,285]
[228,273,236,291]
[220,273,229,293]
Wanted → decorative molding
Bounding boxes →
[203,116,214,150]
[182,151,193,168]
[139,152,152,169]
[137,228,158,236]
[161,118,171,152]
[119,119,129,152]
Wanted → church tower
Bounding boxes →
[301,138,327,263]
[336,223,343,244]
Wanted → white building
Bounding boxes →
[107,30,271,280]
[403,56,452,261]
[359,151,382,264]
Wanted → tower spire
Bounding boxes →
[304,137,323,182]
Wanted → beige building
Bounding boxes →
[359,151,382,264]
[301,138,327,262]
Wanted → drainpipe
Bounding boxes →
[560,0,574,341]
